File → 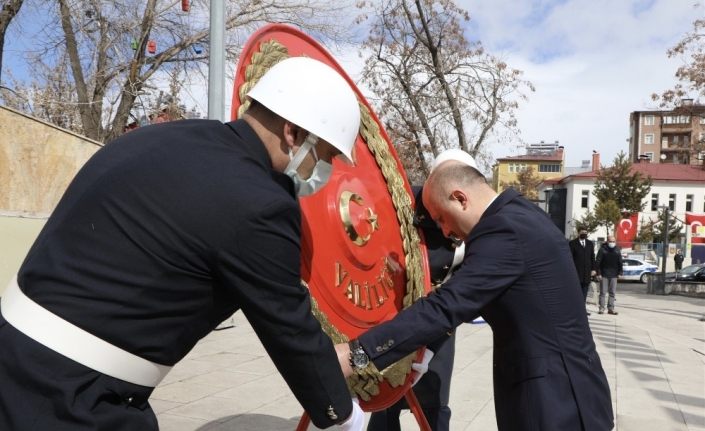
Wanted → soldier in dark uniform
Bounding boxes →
[367,150,478,431]
[366,186,457,431]
[0,57,364,430]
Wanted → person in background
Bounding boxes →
[0,57,364,431]
[595,235,623,315]
[674,249,684,271]
[338,155,614,431]
[568,227,597,315]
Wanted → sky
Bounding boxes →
[143,0,705,172]
[3,0,701,169]
[436,0,701,168]
[333,0,703,169]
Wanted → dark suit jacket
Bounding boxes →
[6,119,350,429]
[359,189,614,431]
[569,237,596,285]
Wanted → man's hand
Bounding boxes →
[334,343,354,377]
[410,349,434,386]
[336,398,364,430]
[590,270,596,277]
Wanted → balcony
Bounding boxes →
[660,144,691,152]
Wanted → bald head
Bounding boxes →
[426,161,487,194]
[422,161,496,241]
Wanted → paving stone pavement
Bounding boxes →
[152,282,705,430]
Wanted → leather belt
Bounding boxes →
[1,277,171,387]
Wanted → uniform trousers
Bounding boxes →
[0,313,157,430]
[599,277,618,311]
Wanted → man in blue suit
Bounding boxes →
[338,157,614,430]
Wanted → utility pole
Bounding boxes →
[661,206,670,278]
[208,0,225,121]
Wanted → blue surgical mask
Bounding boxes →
[285,133,333,197]
[608,242,616,248]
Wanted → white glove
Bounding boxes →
[337,397,364,431]
[410,349,435,387]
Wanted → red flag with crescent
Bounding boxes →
[230,24,432,412]
[616,213,638,248]
[686,212,705,244]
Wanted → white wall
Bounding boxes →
[542,178,705,242]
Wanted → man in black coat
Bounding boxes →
[337,158,614,431]
[596,235,623,315]
[568,228,596,314]
[0,57,364,430]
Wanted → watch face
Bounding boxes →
[352,349,369,368]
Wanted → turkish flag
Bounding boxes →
[616,213,638,248]
[686,212,705,244]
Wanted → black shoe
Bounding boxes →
[598,309,605,315]
[586,311,591,316]
[608,310,618,315]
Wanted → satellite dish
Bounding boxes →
[660,154,667,160]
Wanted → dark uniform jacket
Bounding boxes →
[569,237,596,285]
[368,186,456,431]
[358,189,614,431]
[0,119,351,429]
[596,245,623,278]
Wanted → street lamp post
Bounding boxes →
[661,205,670,279]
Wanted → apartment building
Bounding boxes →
[629,99,705,165]
[491,142,565,195]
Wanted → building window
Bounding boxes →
[644,152,654,161]
[644,134,654,145]
[651,193,659,211]
[668,194,676,211]
[686,194,693,212]
[510,163,527,173]
[662,136,669,148]
[581,190,589,209]
[700,116,705,124]
[644,115,655,126]
[663,115,690,124]
[538,164,560,173]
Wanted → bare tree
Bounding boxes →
[0,0,25,83]
[652,12,705,106]
[5,0,355,142]
[358,0,533,181]
[651,10,705,166]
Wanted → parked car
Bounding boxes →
[666,263,705,282]
[620,258,658,283]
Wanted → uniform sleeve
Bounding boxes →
[214,199,351,428]
[359,214,525,370]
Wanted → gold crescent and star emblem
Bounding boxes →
[339,191,380,246]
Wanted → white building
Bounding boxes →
[538,155,705,243]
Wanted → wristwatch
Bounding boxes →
[348,339,370,371]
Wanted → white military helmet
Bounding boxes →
[430,148,478,172]
[247,56,360,162]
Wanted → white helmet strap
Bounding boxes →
[285,133,319,174]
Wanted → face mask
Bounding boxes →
[579,233,587,240]
[608,242,616,248]
[285,133,333,197]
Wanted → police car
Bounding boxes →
[620,258,658,283]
